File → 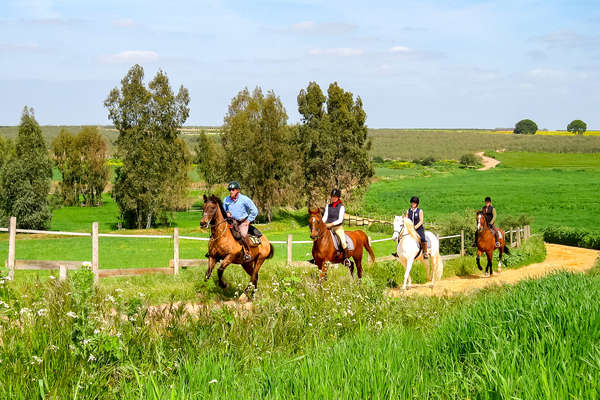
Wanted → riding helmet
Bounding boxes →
[331,188,341,198]
[484,196,491,202]
[410,196,419,204]
[227,181,241,191]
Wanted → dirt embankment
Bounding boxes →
[388,243,599,297]
[476,151,500,170]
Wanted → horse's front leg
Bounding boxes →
[217,256,235,288]
[205,256,218,281]
[402,258,414,291]
[476,250,483,271]
[319,261,329,282]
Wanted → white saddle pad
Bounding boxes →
[330,231,355,251]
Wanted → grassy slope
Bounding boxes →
[369,129,600,160]
[364,164,600,230]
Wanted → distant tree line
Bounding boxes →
[514,118,588,135]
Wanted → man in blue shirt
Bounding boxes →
[223,181,259,262]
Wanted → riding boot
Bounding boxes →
[422,241,429,259]
[342,248,352,266]
[240,237,252,262]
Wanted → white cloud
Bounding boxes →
[101,50,159,64]
[112,18,136,28]
[528,68,567,79]
[389,46,411,53]
[290,21,357,35]
[309,47,364,56]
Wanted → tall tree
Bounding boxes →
[105,65,191,228]
[514,119,538,135]
[195,131,225,190]
[567,119,587,135]
[0,107,52,229]
[76,126,110,206]
[221,87,300,221]
[295,81,373,204]
[51,128,80,205]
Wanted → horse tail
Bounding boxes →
[363,234,376,265]
[503,244,511,255]
[267,243,274,259]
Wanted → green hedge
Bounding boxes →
[543,226,600,250]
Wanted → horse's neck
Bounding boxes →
[317,220,332,249]
[211,206,231,239]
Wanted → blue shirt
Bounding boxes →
[223,193,258,222]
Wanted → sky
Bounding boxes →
[1,0,599,129]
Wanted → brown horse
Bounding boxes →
[200,195,273,291]
[308,207,375,281]
[476,211,510,276]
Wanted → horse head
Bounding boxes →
[392,215,404,241]
[308,207,323,240]
[200,194,223,228]
[476,211,486,232]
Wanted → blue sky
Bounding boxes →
[1,0,599,128]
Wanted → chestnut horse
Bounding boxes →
[200,195,273,291]
[476,211,510,276]
[308,207,375,281]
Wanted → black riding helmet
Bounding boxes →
[410,196,419,205]
[227,181,241,191]
[331,188,341,198]
[484,196,491,202]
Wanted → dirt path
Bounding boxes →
[388,243,598,297]
[476,151,500,170]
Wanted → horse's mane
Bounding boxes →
[207,194,227,218]
[403,217,422,242]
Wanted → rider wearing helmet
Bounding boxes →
[223,181,258,262]
[407,196,428,258]
[322,188,350,264]
[475,196,499,246]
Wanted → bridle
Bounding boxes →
[309,215,323,241]
[202,203,229,242]
[394,218,409,241]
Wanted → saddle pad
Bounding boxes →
[330,231,355,251]
[249,236,261,247]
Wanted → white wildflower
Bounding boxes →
[37,309,48,317]
[66,311,78,318]
[114,288,124,293]
[48,275,56,280]
[47,345,59,352]
[82,262,91,269]
[137,292,145,297]
[87,354,96,362]
[93,329,100,335]
[83,339,91,345]
[32,356,43,364]
[115,332,122,338]
[376,321,383,329]
[20,307,31,315]
[208,379,218,384]
[105,295,116,303]
[308,322,313,327]
[336,322,342,327]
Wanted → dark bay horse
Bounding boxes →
[476,211,510,276]
[308,207,375,281]
[200,195,273,291]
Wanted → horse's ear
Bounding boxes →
[203,194,207,202]
[309,207,318,214]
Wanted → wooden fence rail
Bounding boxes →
[1,216,531,282]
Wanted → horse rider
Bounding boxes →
[407,196,428,258]
[322,189,351,265]
[476,196,500,247]
[223,181,258,262]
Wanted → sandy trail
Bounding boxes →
[388,243,598,298]
[476,151,500,170]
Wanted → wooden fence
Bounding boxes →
[1,216,531,282]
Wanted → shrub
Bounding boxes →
[412,156,436,166]
[514,119,538,135]
[367,222,394,235]
[567,120,587,135]
[459,153,482,168]
[543,226,600,249]
[372,156,384,164]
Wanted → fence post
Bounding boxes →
[7,216,16,280]
[516,226,522,248]
[173,227,179,275]
[92,222,99,284]
[510,229,513,247]
[59,264,67,281]
[287,234,293,265]
[460,230,465,256]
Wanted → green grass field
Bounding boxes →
[491,151,600,169]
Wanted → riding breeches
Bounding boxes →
[331,225,347,249]
[238,219,250,238]
[416,226,426,243]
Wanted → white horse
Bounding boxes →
[392,215,444,290]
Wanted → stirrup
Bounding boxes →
[495,242,501,248]
[343,258,352,267]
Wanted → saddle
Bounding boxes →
[330,231,355,251]
[228,219,262,247]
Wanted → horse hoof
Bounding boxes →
[477,266,483,271]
